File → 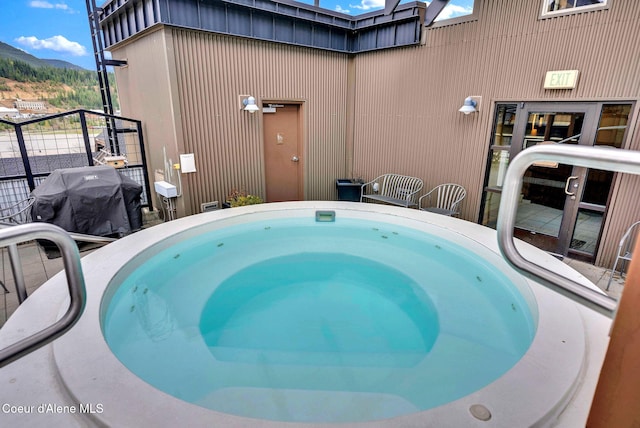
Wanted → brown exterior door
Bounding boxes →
[262,104,303,202]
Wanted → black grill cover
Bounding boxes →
[31,166,142,237]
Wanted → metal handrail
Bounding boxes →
[0,223,86,367]
[496,144,640,318]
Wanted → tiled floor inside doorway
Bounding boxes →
[516,200,602,255]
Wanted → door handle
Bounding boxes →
[291,156,299,162]
[564,176,579,198]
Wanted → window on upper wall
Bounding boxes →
[541,0,608,18]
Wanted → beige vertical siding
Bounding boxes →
[112,0,640,266]
[351,0,640,265]
[114,27,350,215]
[111,27,186,212]
[597,122,640,267]
[352,45,492,219]
[170,29,350,214]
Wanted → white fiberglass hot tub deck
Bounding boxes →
[0,202,610,427]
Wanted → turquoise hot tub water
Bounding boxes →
[102,216,537,423]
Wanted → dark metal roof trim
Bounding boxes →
[98,0,426,53]
[423,0,450,26]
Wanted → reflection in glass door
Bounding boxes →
[480,103,632,262]
[514,109,591,255]
[569,104,631,259]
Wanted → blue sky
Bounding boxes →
[0,0,473,71]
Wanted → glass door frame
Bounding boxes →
[480,101,635,262]
[510,102,600,257]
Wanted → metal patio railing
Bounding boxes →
[497,144,640,318]
[0,109,153,213]
[0,223,86,368]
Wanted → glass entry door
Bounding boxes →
[481,102,632,261]
[511,103,600,257]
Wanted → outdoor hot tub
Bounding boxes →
[0,201,611,427]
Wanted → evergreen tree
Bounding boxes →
[0,57,119,110]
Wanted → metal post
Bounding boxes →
[136,120,153,211]
[7,244,28,304]
[14,125,36,192]
[86,0,117,153]
[79,111,95,166]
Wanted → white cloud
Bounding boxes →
[435,4,474,21]
[15,35,87,56]
[348,0,384,12]
[335,5,351,14]
[29,1,72,12]
[29,0,54,8]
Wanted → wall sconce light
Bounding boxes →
[240,95,260,113]
[459,96,481,115]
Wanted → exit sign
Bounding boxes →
[544,70,580,89]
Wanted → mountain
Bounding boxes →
[0,41,86,70]
[41,58,87,71]
[0,40,117,112]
